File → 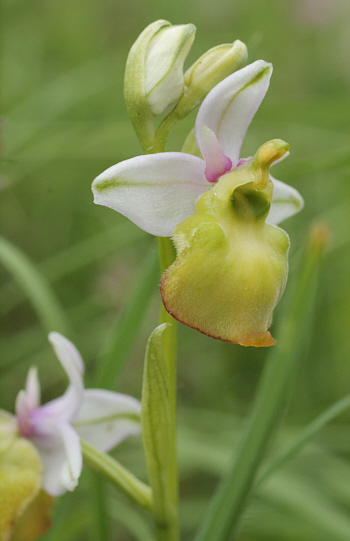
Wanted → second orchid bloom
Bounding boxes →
[15,332,141,497]
[92,46,304,346]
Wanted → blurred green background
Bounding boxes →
[1,0,350,540]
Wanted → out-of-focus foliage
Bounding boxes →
[1,0,349,540]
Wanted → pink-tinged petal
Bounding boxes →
[236,157,250,167]
[195,60,273,166]
[73,389,141,453]
[40,333,84,422]
[200,126,232,183]
[15,368,41,438]
[92,153,209,237]
[33,418,82,496]
[15,390,33,438]
[25,367,41,410]
[268,175,304,225]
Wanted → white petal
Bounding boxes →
[33,418,82,496]
[15,391,32,438]
[73,389,141,453]
[25,367,41,409]
[40,333,84,422]
[92,153,209,236]
[268,175,304,225]
[195,60,272,166]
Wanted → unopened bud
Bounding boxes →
[124,20,196,149]
[175,40,248,118]
[144,23,196,114]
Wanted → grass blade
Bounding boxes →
[0,236,69,335]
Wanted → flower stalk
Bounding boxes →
[81,439,153,512]
[157,237,178,515]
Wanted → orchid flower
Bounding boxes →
[92,60,303,237]
[14,332,141,496]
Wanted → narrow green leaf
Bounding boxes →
[258,472,350,541]
[195,224,328,541]
[0,236,69,335]
[256,394,350,487]
[141,323,176,536]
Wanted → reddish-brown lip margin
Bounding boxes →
[159,276,276,348]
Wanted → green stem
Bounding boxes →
[156,237,178,541]
[152,112,179,153]
[194,224,327,541]
[81,439,153,513]
[142,122,179,540]
[157,237,178,509]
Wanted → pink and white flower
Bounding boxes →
[15,332,141,496]
[92,60,303,236]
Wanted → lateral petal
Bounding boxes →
[25,367,41,410]
[15,368,41,438]
[268,175,304,225]
[92,153,208,237]
[40,333,84,422]
[33,419,82,497]
[73,389,141,453]
[196,60,272,166]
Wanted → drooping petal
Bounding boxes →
[39,333,84,422]
[268,175,304,225]
[92,153,208,237]
[200,126,232,182]
[73,389,141,453]
[33,418,82,497]
[196,60,272,167]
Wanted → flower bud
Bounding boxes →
[144,23,196,114]
[175,40,248,118]
[124,20,196,148]
[160,140,290,347]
